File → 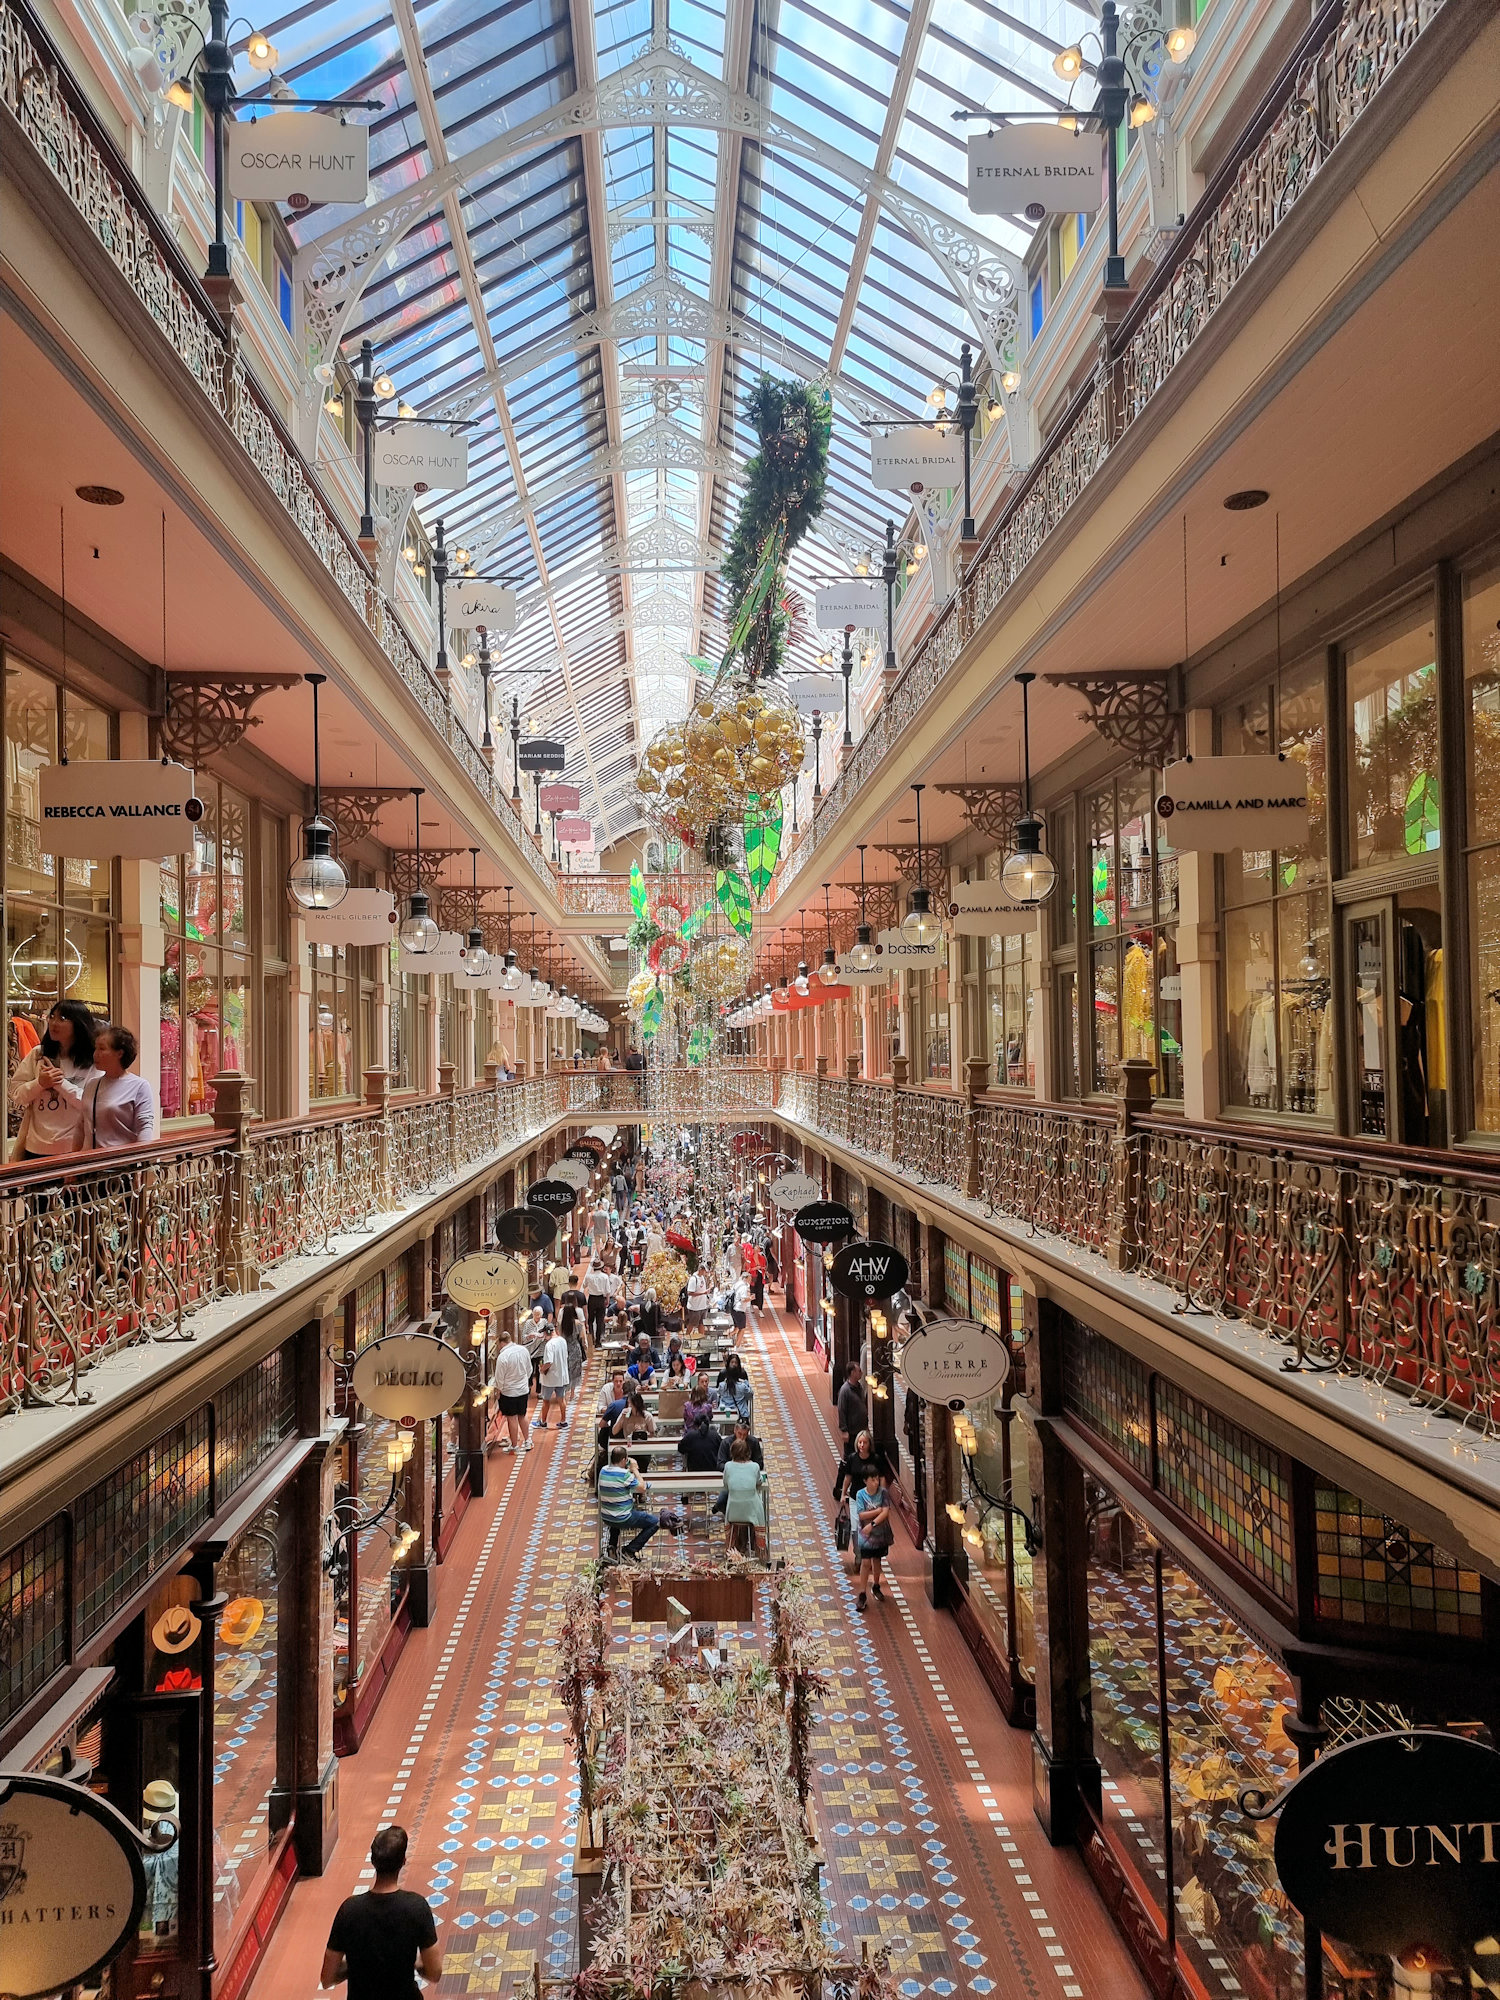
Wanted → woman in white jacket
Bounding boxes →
[10,1001,97,1160]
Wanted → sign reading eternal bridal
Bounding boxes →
[373,424,469,491]
[38,761,201,858]
[870,427,964,493]
[349,1332,468,1421]
[1155,756,1310,853]
[899,1315,1011,1410]
[227,113,369,208]
[967,125,1103,218]
[814,581,882,631]
[0,1770,153,2000]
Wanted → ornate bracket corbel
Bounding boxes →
[161,673,302,765]
[1045,670,1181,764]
[934,783,1024,843]
[319,787,413,848]
[387,848,467,897]
[874,845,949,898]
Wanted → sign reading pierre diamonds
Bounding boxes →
[227,112,369,208]
[967,124,1102,218]
[39,760,201,858]
[899,1315,1010,1409]
[1156,755,1310,853]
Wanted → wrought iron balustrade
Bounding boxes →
[554,872,717,918]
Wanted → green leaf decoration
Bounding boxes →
[680,896,715,944]
[641,988,664,1040]
[629,862,648,922]
[744,793,784,898]
[686,1024,714,1066]
[716,868,753,939]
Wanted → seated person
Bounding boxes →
[596,1446,659,1561]
[682,1376,714,1431]
[716,1418,764,1472]
[662,1352,690,1385]
[627,1335,660,1385]
[611,1390,656,1454]
[597,1370,630,1427]
[677,1414,724,1474]
[714,1357,753,1424]
[719,1440,766,1555]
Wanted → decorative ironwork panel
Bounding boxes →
[0,1517,67,1729]
[895,1088,967,1192]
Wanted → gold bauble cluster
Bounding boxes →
[633,686,805,846]
[691,932,750,1000]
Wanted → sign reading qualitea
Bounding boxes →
[494,1205,558,1253]
[1268,1729,1500,1956]
[966,125,1102,218]
[518,738,567,773]
[814,581,883,630]
[372,424,469,491]
[227,112,370,208]
[947,881,1037,937]
[870,426,964,493]
[303,887,398,945]
[898,1315,1011,1409]
[829,1239,910,1302]
[768,1170,822,1210]
[443,1252,528,1312]
[38,761,201,858]
[793,1199,857,1244]
[349,1331,467,1420]
[526,1179,578,1217]
[1155,756,1310,853]
[443,581,516,630]
[0,1771,152,2000]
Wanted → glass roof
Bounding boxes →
[243,0,1094,842]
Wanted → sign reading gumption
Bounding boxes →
[814,581,883,631]
[947,881,1038,937]
[0,1771,152,2000]
[967,125,1103,218]
[1266,1729,1500,1957]
[349,1331,467,1421]
[442,581,517,631]
[443,1253,528,1312]
[1155,756,1310,853]
[768,1170,822,1211]
[38,761,201,858]
[829,1239,910,1303]
[870,427,964,493]
[227,112,370,209]
[793,1199,857,1245]
[372,424,469,491]
[303,887,398,946]
[898,1315,1011,1410]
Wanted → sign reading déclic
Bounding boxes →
[1155,755,1310,852]
[227,112,370,208]
[967,125,1103,218]
[38,760,201,858]
[349,1331,467,1420]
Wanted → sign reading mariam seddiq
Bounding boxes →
[967,125,1102,218]
[227,112,369,209]
[870,426,964,493]
[1155,755,1310,853]
[899,1315,1011,1410]
[373,424,469,491]
[39,760,202,858]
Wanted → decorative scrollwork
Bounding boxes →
[320,787,412,848]
[161,673,301,765]
[1046,671,1179,764]
[874,844,948,898]
[934,783,1024,844]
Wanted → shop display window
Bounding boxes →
[390,951,431,1092]
[159,779,252,1119]
[1154,1379,1295,1604]
[1346,598,1439,867]
[1463,556,1500,1131]
[1082,769,1181,1098]
[309,941,358,1099]
[956,1386,1034,1680]
[212,1500,286,1954]
[332,1415,413,1708]
[984,929,1034,1089]
[942,1239,970,1317]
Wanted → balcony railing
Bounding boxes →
[0,1074,578,1418]
[773,0,1448,899]
[566,1068,776,1120]
[776,1070,1500,1438]
[555,872,718,919]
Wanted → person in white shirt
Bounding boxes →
[684,1268,710,1327]
[732,1273,751,1330]
[583,1264,621,1346]
[534,1326,572,1430]
[85,1025,157,1149]
[493,1330,536,1453]
[10,1001,97,1160]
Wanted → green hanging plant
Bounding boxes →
[716,868,754,939]
[717,376,831,683]
[629,861,648,921]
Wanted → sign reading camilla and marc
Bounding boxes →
[1155,756,1310,853]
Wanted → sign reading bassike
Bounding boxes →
[39,761,201,858]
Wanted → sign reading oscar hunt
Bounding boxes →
[38,761,202,858]
[1264,1729,1500,1956]
[1155,756,1310,853]
[303,887,399,946]
[898,1315,1011,1410]
[967,124,1103,218]
[870,426,965,494]
[793,1199,857,1245]
[947,880,1037,937]
[442,580,517,631]
[0,1770,160,2000]
[443,1252,528,1312]
[829,1239,910,1303]
[372,424,469,492]
[768,1170,822,1211]
[349,1331,468,1421]
[227,112,370,209]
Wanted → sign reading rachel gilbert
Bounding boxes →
[38,761,201,858]
[1268,1729,1500,1956]
[0,1771,151,2000]
[1155,756,1310,853]
[829,1239,910,1302]
[898,1315,1011,1409]
[349,1332,467,1421]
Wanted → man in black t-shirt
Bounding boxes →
[321,1826,441,2000]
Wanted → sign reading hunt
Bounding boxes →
[38,760,201,858]
[870,426,964,493]
[227,112,370,208]
[373,424,469,491]
[899,1315,1011,1409]
[443,1253,527,1311]
[967,125,1102,218]
[349,1331,467,1421]
[303,887,398,945]
[829,1239,910,1302]
[947,880,1038,937]
[526,1179,578,1217]
[443,581,516,631]
[0,1770,154,2000]
[539,783,581,814]
[1267,1729,1500,1956]
[814,581,882,630]
[793,1199,857,1244]
[518,738,567,773]
[768,1170,821,1211]
[494,1204,558,1253]
[1155,755,1310,853]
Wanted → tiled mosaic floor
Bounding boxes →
[253,1299,1148,2000]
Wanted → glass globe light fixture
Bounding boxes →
[847,922,877,972]
[817,947,839,984]
[794,961,810,997]
[900,887,941,948]
[1000,815,1058,905]
[499,950,522,991]
[462,848,489,977]
[400,888,438,955]
[288,816,348,910]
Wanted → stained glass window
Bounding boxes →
[1062,1315,1151,1478]
[942,1239,970,1318]
[0,1518,67,1728]
[353,1272,384,1353]
[388,1254,410,1333]
[969,1254,1001,1335]
[1314,1483,1484,1640]
[215,1345,297,1501]
[75,1410,211,1641]
[1155,1380,1294,1602]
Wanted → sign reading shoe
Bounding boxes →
[443,1253,528,1312]
[0,1771,157,2000]
[898,1315,1011,1410]
[829,1239,910,1302]
[349,1331,468,1420]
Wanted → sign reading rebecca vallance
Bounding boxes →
[38,760,201,858]
[227,113,369,207]
[1155,756,1310,853]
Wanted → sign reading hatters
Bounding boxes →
[0,1770,157,2000]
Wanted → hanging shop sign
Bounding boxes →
[551,1159,592,1191]
[566,1140,604,1160]
[768,1170,822,1210]
[829,1238,910,1302]
[372,424,469,492]
[967,124,1103,219]
[787,675,844,718]
[443,1252,528,1312]
[526,1179,578,1218]
[947,881,1038,937]
[538,783,581,814]
[557,817,594,847]
[349,1331,467,1421]
[870,427,964,493]
[0,1770,156,2000]
[876,926,941,963]
[493,1205,558,1253]
[814,581,883,630]
[227,112,370,209]
[1155,756,1310,853]
[518,738,567,774]
[793,1199,857,1244]
[37,760,201,858]
[898,1314,1011,1409]
[398,930,472,973]
[835,950,890,986]
[442,581,516,631]
[303,887,399,945]
[1267,1729,1500,1956]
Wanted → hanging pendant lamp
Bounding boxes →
[899,783,941,946]
[817,882,840,983]
[1001,673,1058,905]
[848,844,877,971]
[399,787,439,952]
[287,674,349,910]
[463,848,490,978]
